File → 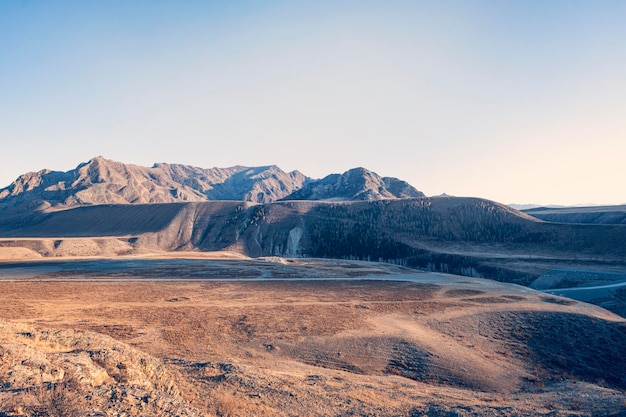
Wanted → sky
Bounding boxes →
[1,0,625,205]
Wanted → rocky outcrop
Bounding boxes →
[0,321,204,416]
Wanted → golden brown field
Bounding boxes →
[0,258,625,416]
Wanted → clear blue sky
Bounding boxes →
[1,0,625,205]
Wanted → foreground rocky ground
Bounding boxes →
[0,258,625,416]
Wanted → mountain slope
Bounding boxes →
[0,157,309,209]
[152,162,309,203]
[283,167,424,201]
[2,197,625,291]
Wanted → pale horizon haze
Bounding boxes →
[1,1,625,206]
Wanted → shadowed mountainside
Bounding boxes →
[1,197,625,292]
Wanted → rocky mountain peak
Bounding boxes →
[0,158,313,209]
[73,156,126,186]
[283,167,424,201]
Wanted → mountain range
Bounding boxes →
[1,157,625,316]
[0,156,423,211]
[1,159,625,417]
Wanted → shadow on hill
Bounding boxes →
[476,311,626,390]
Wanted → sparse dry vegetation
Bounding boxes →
[1,259,625,416]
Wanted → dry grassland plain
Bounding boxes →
[0,258,625,416]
